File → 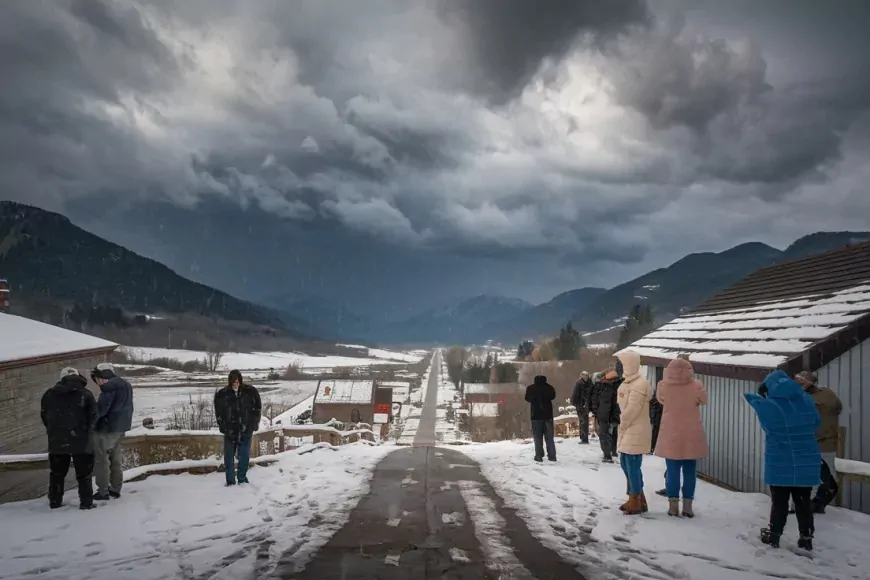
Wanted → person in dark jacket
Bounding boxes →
[745,370,821,551]
[90,362,134,501]
[591,370,621,463]
[795,370,842,513]
[214,370,262,485]
[41,368,98,510]
[525,375,556,462]
[571,371,594,444]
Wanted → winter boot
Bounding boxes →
[602,455,614,463]
[681,499,694,518]
[655,488,667,497]
[640,492,649,513]
[668,498,680,517]
[760,527,780,548]
[797,534,813,551]
[619,480,631,511]
[623,494,644,515]
[93,492,111,501]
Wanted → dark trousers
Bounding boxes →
[223,432,252,484]
[651,422,661,453]
[531,420,556,460]
[597,421,618,459]
[770,486,814,537]
[577,407,589,441]
[48,453,94,507]
[814,458,839,507]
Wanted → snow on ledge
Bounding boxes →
[837,458,870,477]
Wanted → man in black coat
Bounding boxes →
[41,368,98,510]
[525,375,557,462]
[214,370,262,485]
[591,370,621,463]
[91,362,134,500]
[571,371,594,443]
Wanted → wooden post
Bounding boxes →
[836,426,846,507]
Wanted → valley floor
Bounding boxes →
[2,352,868,579]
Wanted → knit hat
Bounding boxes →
[91,362,116,381]
[59,367,80,381]
[795,370,817,385]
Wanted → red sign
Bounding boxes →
[374,403,391,415]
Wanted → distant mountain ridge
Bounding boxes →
[373,231,870,345]
[375,295,533,345]
[0,201,310,344]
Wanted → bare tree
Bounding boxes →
[204,348,224,372]
[167,395,217,431]
[261,397,292,427]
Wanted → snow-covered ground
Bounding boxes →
[336,344,425,363]
[120,346,410,372]
[460,440,870,580]
[0,443,395,580]
[130,380,321,428]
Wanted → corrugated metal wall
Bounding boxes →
[817,339,869,512]
[695,374,768,494]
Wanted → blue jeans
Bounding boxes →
[665,459,697,499]
[531,420,556,460]
[223,432,252,484]
[620,453,644,494]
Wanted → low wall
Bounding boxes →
[0,424,374,503]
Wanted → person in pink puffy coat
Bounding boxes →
[654,357,709,518]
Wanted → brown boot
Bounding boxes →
[619,479,631,511]
[682,499,694,518]
[640,492,649,513]
[623,494,643,515]
[668,498,680,517]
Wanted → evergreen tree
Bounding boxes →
[516,340,535,361]
[555,321,585,360]
[616,303,656,350]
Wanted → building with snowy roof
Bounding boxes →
[0,313,118,502]
[623,241,870,512]
[311,379,377,425]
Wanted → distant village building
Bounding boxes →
[463,383,523,407]
[0,313,117,503]
[312,379,377,426]
[624,241,870,513]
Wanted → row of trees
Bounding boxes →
[446,346,519,388]
[515,303,656,361]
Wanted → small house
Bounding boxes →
[463,383,524,406]
[625,241,870,512]
[0,313,118,502]
[311,379,376,425]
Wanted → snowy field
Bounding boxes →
[460,440,870,580]
[120,346,418,373]
[131,380,321,427]
[0,443,396,580]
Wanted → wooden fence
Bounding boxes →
[0,425,375,480]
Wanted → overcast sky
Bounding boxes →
[3,1,870,316]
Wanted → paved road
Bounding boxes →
[413,350,441,446]
[282,446,584,579]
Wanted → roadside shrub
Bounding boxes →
[166,396,217,431]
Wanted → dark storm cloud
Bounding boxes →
[434,0,650,103]
[3,0,870,299]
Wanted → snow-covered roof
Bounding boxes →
[627,284,870,369]
[314,379,375,405]
[0,313,117,365]
[464,383,522,395]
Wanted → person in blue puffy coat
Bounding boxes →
[744,370,821,551]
